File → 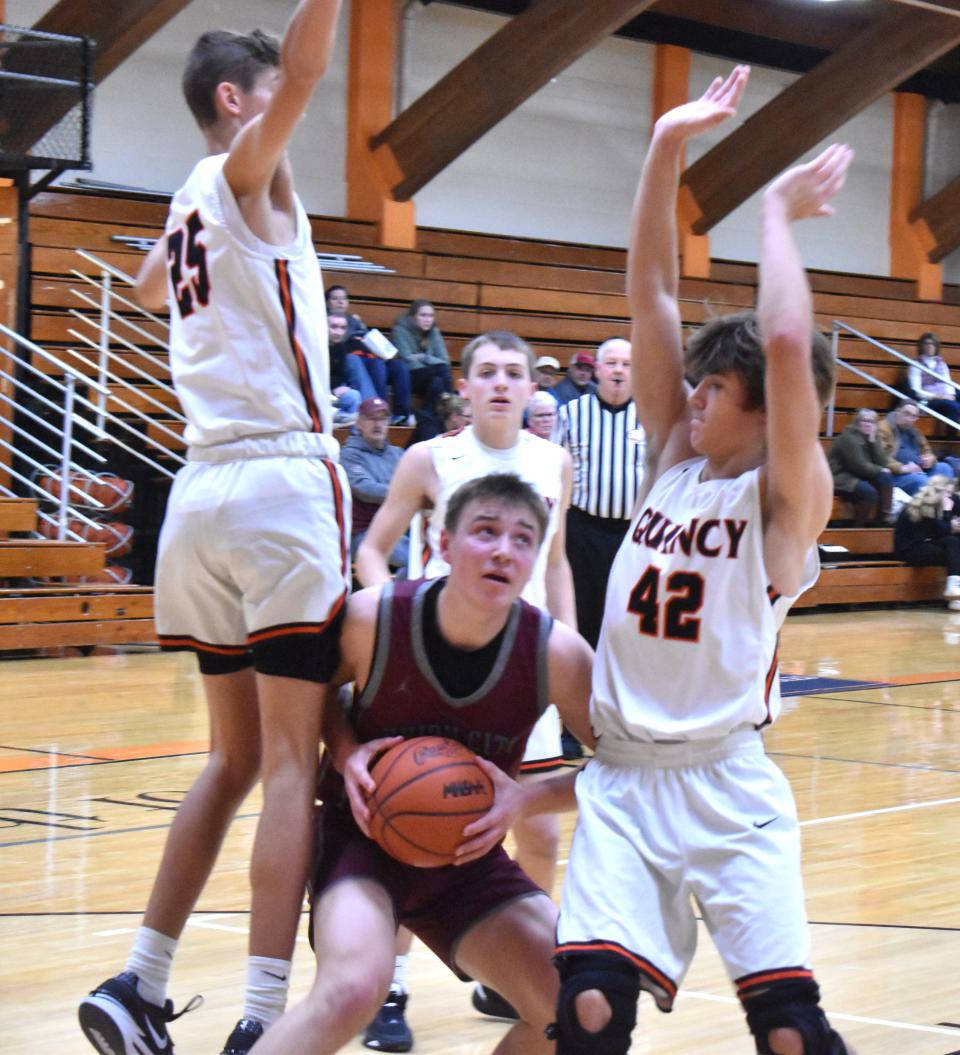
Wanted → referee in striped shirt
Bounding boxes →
[558,337,645,648]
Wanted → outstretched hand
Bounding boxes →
[453,758,523,866]
[343,735,403,836]
[765,144,854,222]
[654,65,749,142]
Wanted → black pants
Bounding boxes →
[565,507,630,649]
[899,536,960,577]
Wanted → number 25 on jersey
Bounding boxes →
[167,210,210,318]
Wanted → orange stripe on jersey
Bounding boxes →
[755,638,779,729]
[246,596,347,646]
[322,457,350,574]
[519,755,565,773]
[554,941,678,999]
[275,259,323,433]
[767,583,781,605]
[157,635,248,656]
[736,967,814,996]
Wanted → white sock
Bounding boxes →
[242,956,292,1027]
[125,927,178,1007]
[392,954,409,996]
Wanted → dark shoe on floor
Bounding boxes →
[471,983,519,1021]
[362,990,413,1052]
[220,1018,264,1054]
[78,970,200,1055]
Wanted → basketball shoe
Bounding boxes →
[219,1018,264,1054]
[362,989,413,1052]
[78,971,200,1055]
[471,983,519,1021]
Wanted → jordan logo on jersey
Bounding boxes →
[631,507,747,559]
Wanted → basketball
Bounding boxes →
[368,737,495,868]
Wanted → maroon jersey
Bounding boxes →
[319,578,552,803]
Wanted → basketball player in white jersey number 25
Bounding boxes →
[79,5,349,1055]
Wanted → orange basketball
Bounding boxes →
[368,737,495,868]
[38,518,134,557]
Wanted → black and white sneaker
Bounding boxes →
[362,990,413,1052]
[78,971,200,1055]
[471,983,519,1021]
[219,1018,264,1054]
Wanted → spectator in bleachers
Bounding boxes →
[893,474,960,609]
[534,355,561,396]
[907,332,960,424]
[828,408,895,524]
[390,299,453,440]
[341,397,409,571]
[328,312,366,424]
[551,350,597,405]
[438,392,471,432]
[526,390,560,441]
[879,400,955,496]
[327,288,413,426]
[325,284,367,341]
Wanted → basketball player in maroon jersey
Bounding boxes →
[253,474,594,1055]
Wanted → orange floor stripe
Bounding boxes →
[90,739,209,761]
[883,671,960,686]
[0,739,210,773]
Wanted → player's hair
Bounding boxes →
[182,29,280,129]
[684,310,835,411]
[904,474,953,523]
[916,331,941,357]
[461,331,535,379]
[444,473,549,547]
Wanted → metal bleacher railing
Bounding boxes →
[0,249,185,544]
[825,319,960,439]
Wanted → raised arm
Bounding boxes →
[627,66,749,475]
[354,442,435,586]
[223,0,342,199]
[760,144,853,595]
[543,450,577,629]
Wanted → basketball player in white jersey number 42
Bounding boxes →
[553,68,857,1055]
[79,5,349,1055]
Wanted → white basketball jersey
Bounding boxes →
[592,458,818,742]
[165,154,334,451]
[423,427,565,611]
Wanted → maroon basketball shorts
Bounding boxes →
[310,803,543,978]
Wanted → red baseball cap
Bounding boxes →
[359,397,390,418]
[571,352,595,367]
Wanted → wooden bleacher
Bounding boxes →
[0,497,155,651]
[21,186,960,612]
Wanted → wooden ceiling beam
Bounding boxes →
[2,0,194,157]
[911,175,960,263]
[33,0,195,81]
[371,0,656,201]
[681,5,960,234]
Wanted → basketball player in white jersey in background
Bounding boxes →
[553,69,856,1055]
[79,5,348,1055]
[355,330,575,1046]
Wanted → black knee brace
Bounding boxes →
[549,953,641,1055]
[743,980,852,1055]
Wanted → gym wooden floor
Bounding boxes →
[4,606,960,1054]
